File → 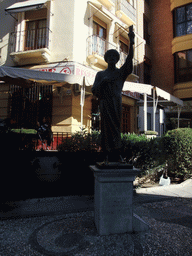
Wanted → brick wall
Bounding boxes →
[150,0,174,94]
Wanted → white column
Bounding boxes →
[144,93,147,132]
[80,77,86,131]
[153,88,156,131]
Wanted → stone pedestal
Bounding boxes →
[90,164,141,236]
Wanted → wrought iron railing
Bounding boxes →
[87,35,139,76]
[35,132,70,151]
[10,27,51,53]
[116,0,136,23]
[119,51,139,76]
[87,35,117,58]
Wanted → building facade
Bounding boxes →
[1,0,187,137]
[142,0,192,130]
[0,0,143,136]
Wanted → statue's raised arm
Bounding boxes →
[120,25,135,82]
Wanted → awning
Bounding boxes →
[122,81,183,132]
[0,65,95,130]
[5,0,48,13]
[0,66,94,86]
[123,81,152,95]
[155,86,183,107]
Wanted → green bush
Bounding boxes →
[163,128,192,178]
[57,129,101,152]
[57,128,192,180]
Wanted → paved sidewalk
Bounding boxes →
[0,179,191,255]
[136,178,192,198]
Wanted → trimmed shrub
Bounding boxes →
[57,129,101,152]
[163,128,192,178]
[57,128,192,180]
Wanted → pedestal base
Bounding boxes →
[90,165,147,236]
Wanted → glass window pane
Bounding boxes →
[177,23,186,36]
[187,21,192,34]
[178,52,187,68]
[176,6,185,24]
[38,20,46,28]
[186,4,192,21]
[187,50,192,67]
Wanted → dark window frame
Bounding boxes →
[93,21,107,39]
[174,3,192,37]
[144,61,152,84]
[174,49,192,83]
[119,39,129,54]
[144,16,151,45]
[25,19,47,50]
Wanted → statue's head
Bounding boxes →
[104,49,120,64]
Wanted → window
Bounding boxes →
[147,113,151,130]
[93,21,106,39]
[129,0,135,9]
[144,17,151,45]
[174,3,192,37]
[119,39,129,54]
[122,105,130,133]
[145,0,150,6]
[174,49,192,83]
[119,36,129,66]
[25,19,47,50]
[93,19,107,57]
[144,62,152,84]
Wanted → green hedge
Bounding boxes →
[57,130,101,152]
[163,128,192,178]
[57,128,192,179]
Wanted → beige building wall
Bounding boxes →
[0,0,145,134]
[52,86,72,134]
[48,0,75,63]
[0,0,16,67]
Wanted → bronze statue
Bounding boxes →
[92,26,135,165]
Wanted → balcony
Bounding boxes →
[116,0,136,26]
[10,27,51,65]
[87,35,139,80]
[97,0,115,10]
[86,35,117,67]
[119,51,139,81]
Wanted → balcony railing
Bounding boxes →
[10,27,50,53]
[87,35,139,76]
[119,51,139,76]
[87,35,117,59]
[116,0,136,24]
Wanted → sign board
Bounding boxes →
[33,62,97,80]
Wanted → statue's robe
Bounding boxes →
[91,56,133,153]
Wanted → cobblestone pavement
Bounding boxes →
[0,195,192,256]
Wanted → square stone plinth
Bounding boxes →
[90,165,140,236]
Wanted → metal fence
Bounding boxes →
[10,27,51,53]
[35,132,70,151]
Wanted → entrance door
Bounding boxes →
[122,105,131,133]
